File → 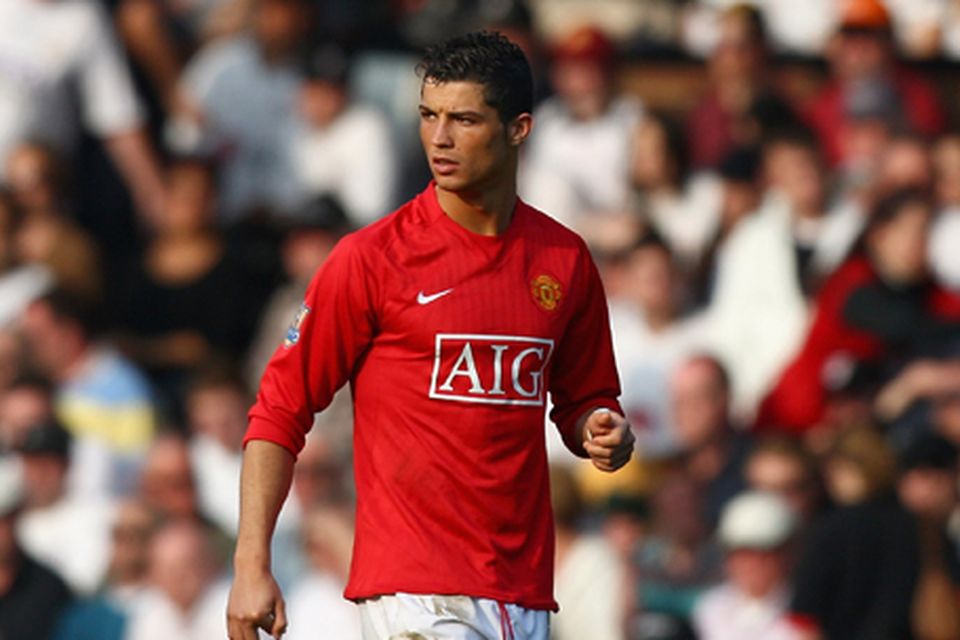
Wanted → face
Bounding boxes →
[108,500,154,586]
[187,385,248,452]
[299,80,347,128]
[164,164,215,234]
[747,452,818,521]
[253,0,308,57]
[623,244,675,318]
[764,144,824,215]
[20,455,67,508]
[419,80,528,195]
[934,136,960,207]
[671,359,729,450]
[831,31,891,81]
[0,386,52,448]
[19,301,79,378]
[711,14,764,81]
[148,524,216,612]
[140,439,197,519]
[5,144,59,215]
[550,60,610,120]
[725,548,787,599]
[899,468,957,520]
[867,201,931,285]
[825,458,870,505]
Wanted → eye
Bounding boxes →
[419,109,437,121]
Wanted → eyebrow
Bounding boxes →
[418,105,486,119]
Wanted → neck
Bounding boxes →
[435,174,518,237]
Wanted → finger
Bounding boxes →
[591,428,630,448]
[272,598,288,638]
[227,617,258,640]
[584,440,615,461]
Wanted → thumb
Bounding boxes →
[272,597,288,638]
[592,409,616,431]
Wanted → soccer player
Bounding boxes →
[226,31,635,640]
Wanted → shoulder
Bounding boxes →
[184,37,253,84]
[521,201,590,251]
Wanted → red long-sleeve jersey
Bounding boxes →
[246,183,622,610]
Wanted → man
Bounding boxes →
[0,0,167,226]
[227,31,634,640]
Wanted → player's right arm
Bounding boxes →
[227,440,294,640]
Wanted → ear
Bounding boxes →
[506,113,533,147]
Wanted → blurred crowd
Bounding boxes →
[2,0,960,638]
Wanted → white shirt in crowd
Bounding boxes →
[694,584,801,640]
[0,0,143,175]
[610,301,711,458]
[520,96,643,228]
[706,191,862,419]
[125,579,272,640]
[285,573,362,640]
[169,37,301,221]
[285,103,397,227]
[17,494,115,595]
[553,536,626,640]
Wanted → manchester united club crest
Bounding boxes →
[530,274,562,311]
[284,302,311,348]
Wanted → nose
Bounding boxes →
[430,117,453,148]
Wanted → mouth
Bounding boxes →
[431,157,459,176]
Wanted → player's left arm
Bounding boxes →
[549,241,634,469]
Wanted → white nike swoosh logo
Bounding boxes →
[417,288,454,305]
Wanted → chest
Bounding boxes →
[369,239,579,405]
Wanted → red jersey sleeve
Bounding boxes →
[548,244,623,457]
[245,234,378,456]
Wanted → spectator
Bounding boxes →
[896,434,960,640]
[745,437,823,526]
[520,25,643,230]
[245,194,349,390]
[285,503,361,640]
[671,355,750,526]
[8,141,103,303]
[551,465,627,640]
[693,491,800,640]
[0,467,73,640]
[608,235,710,458]
[790,426,916,640]
[113,157,254,412]
[0,374,54,450]
[51,499,158,640]
[633,468,722,631]
[757,189,960,435]
[686,5,798,171]
[14,421,114,595]
[167,0,312,221]
[802,0,946,167]
[283,43,397,227]
[138,433,201,524]
[629,113,723,269]
[19,290,156,498]
[0,0,167,226]
[124,518,231,639]
[185,365,250,535]
[706,129,857,420]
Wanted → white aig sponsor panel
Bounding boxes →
[429,334,555,406]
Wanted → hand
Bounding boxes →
[582,409,634,472]
[227,567,288,639]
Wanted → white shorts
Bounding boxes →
[356,593,549,640]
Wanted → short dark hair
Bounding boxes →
[417,31,533,124]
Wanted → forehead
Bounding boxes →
[420,79,494,113]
